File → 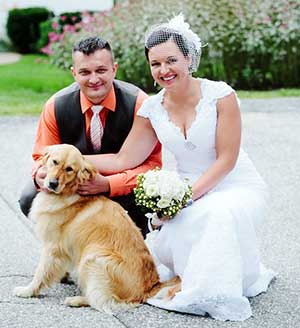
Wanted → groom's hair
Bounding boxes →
[73,36,114,61]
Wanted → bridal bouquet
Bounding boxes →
[134,168,193,226]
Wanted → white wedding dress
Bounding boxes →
[137,78,276,321]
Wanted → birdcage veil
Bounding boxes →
[145,13,202,73]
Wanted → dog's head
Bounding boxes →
[42,144,97,194]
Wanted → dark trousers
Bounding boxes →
[19,179,149,238]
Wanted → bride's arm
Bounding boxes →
[85,116,159,174]
[192,92,241,200]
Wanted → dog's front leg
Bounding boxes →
[14,247,67,298]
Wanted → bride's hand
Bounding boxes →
[147,213,170,231]
[158,215,171,222]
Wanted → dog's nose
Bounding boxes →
[48,179,59,190]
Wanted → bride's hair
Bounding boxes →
[145,30,190,60]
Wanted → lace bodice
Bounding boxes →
[138,78,264,187]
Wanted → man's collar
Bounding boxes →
[80,84,116,113]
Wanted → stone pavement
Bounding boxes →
[0,52,21,65]
[0,98,299,328]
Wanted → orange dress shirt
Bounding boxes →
[32,84,162,197]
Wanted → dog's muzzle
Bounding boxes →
[48,179,59,191]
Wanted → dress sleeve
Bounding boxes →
[216,81,235,99]
[136,97,151,118]
[213,81,240,107]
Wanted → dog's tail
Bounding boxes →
[144,275,181,301]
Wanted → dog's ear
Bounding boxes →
[78,158,97,183]
[42,146,51,165]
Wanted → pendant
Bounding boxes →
[184,140,196,151]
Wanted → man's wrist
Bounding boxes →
[100,176,111,195]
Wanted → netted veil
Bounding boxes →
[145,13,202,73]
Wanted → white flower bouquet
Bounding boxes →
[134,168,193,226]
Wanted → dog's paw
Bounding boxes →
[64,296,89,307]
[13,286,35,298]
[151,286,170,300]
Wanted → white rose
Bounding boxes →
[145,184,159,197]
[143,176,155,188]
[159,182,175,198]
[145,170,159,179]
[157,197,171,208]
[174,188,185,201]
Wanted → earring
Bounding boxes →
[154,80,157,87]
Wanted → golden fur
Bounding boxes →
[13,144,180,313]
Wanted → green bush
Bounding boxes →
[44,0,300,91]
[0,39,12,52]
[200,0,300,89]
[6,7,53,53]
[36,19,54,51]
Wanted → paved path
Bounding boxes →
[0,52,21,65]
[0,99,299,327]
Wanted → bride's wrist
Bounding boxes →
[185,198,194,207]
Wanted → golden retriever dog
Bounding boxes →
[13,144,180,313]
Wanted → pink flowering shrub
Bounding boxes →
[42,0,300,90]
[37,11,82,55]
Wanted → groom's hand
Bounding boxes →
[77,173,110,195]
[34,165,49,192]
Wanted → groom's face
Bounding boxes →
[71,49,118,104]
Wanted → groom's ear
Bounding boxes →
[112,62,118,78]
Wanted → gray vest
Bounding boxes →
[54,80,140,155]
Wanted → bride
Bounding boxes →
[79,14,276,321]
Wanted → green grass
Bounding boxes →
[0,55,73,115]
[0,54,299,115]
[237,89,300,98]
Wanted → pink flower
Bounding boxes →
[48,32,60,42]
[263,16,271,23]
[82,14,93,24]
[40,44,53,56]
[74,22,83,30]
[63,24,76,33]
[51,21,59,30]
[60,15,67,21]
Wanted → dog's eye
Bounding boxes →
[53,159,58,165]
[65,166,73,172]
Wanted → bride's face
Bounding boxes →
[148,40,191,89]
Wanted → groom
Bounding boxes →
[19,36,161,238]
